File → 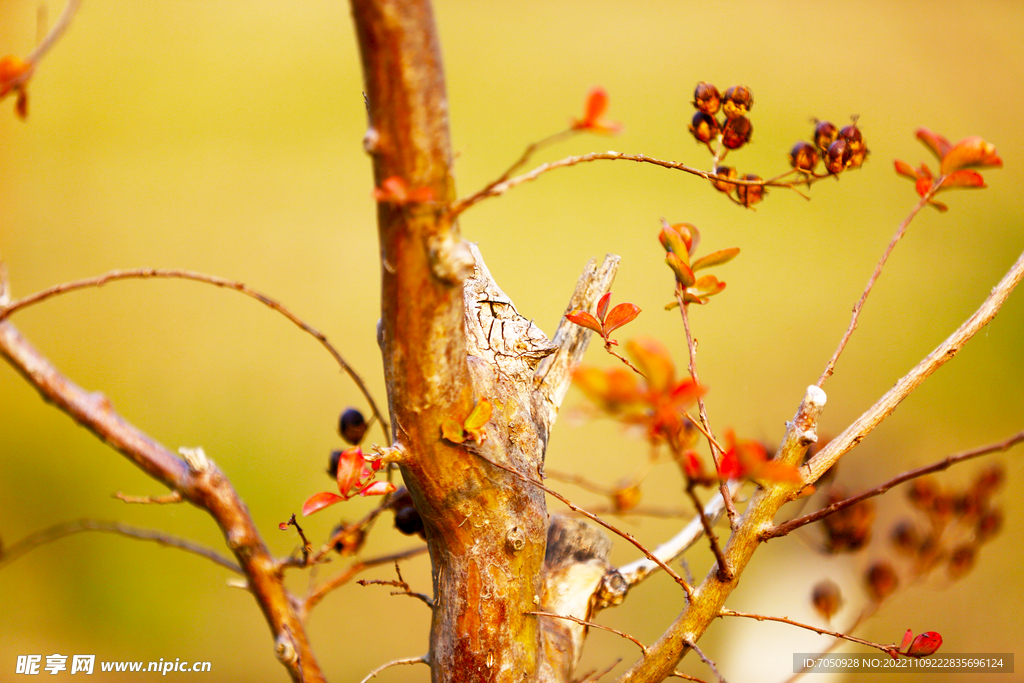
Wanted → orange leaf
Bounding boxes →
[584,87,609,122]
[334,447,367,496]
[302,491,346,516]
[441,419,466,444]
[565,310,603,334]
[464,398,493,431]
[940,136,1002,174]
[603,302,641,334]
[691,248,740,272]
[754,460,804,484]
[666,252,695,287]
[916,128,952,161]
[358,481,397,497]
[940,169,986,190]
[0,55,31,98]
[894,159,919,181]
[625,338,676,391]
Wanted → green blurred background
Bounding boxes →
[1,1,1022,681]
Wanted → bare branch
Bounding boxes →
[682,641,728,683]
[718,609,898,657]
[302,545,428,618]
[358,654,429,683]
[0,268,389,439]
[0,320,323,683]
[804,248,1024,486]
[0,518,241,574]
[449,151,827,216]
[26,0,80,66]
[358,561,433,608]
[766,429,1024,539]
[113,490,183,505]
[817,192,934,385]
[616,480,741,589]
[528,611,647,656]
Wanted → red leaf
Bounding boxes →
[906,632,942,658]
[565,310,604,334]
[894,159,919,181]
[278,522,290,530]
[683,451,704,479]
[572,86,622,134]
[302,491,345,516]
[666,253,695,287]
[603,302,641,334]
[900,629,915,652]
[334,447,367,496]
[596,291,612,321]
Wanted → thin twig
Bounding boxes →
[683,483,731,582]
[528,611,647,655]
[26,0,80,66]
[0,519,241,574]
[766,429,1024,539]
[472,450,694,599]
[682,640,728,683]
[281,514,313,565]
[113,490,183,505]
[817,191,934,386]
[718,609,899,657]
[448,151,826,217]
[668,672,708,683]
[357,655,428,683]
[545,468,615,495]
[358,561,433,608]
[780,606,876,683]
[804,247,1024,485]
[576,658,623,683]
[677,293,738,530]
[0,268,390,439]
[302,545,428,618]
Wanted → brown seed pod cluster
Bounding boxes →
[688,82,765,207]
[793,118,869,175]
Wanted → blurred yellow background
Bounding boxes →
[1,1,1022,681]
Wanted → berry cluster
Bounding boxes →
[790,118,869,176]
[688,82,764,207]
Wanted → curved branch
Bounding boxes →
[0,267,389,439]
[0,320,324,683]
[0,518,241,574]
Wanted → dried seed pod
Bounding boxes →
[976,508,1004,543]
[947,544,977,580]
[339,408,369,445]
[865,562,899,602]
[330,522,366,556]
[972,464,1006,497]
[689,111,720,144]
[890,520,921,555]
[389,488,426,539]
[908,477,938,510]
[722,85,753,119]
[711,166,738,193]
[693,82,721,115]
[811,579,843,620]
[789,141,820,173]
[841,124,868,168]
[735,174,765,207]
[822,491,874,553]
[824,139,851,174]
[814,120,839,152]
[722,116,752,149]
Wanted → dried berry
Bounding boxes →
[814,120,839,152]
[890,520,921,555]
[822,492,874,553]
[976,508,1003,543]
[711,166,737,193]
[693,82,721,115]
[972,464,1006,497]
[327,449,343,478]
[689,111,720,144]
[907,478,938,510]
[840,124,868,168]
[947,544,976,580]
[330,522,366,556]
[735,175,765,207]
[865,562,899,602]
[722,85,753,119]
[824,139,851,174]
[789,141,820,173]
[339,408,369,445]
[811,579,842,620]
[722,116,752,149]
[389,488,426,538]
[612,480,642,512]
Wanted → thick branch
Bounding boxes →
[0,320,323,683]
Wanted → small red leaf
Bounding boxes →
[900,629,915,652]
[278,522,290,530]
[906,632,942,658]
[334,447,367,496]
[940,136,1002,175]
[565,310,604,334]
[596,292,612,321]
[302,491,345,516]
[602,302,641,334]
[940,169,986,190]
[916,128,952,161]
